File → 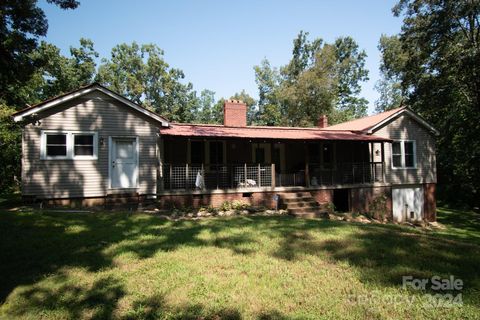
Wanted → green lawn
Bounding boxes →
[0,205,479,319]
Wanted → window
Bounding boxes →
[74,134,94,157]
[392,141,416,168]
[392,142,402,167]
[41,131,97,160]
[45,134,67,157]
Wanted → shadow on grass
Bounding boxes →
[0,211,302,304]
[273,220,480,304]
[8,275,124,319]
[1,208,480,315]
[123,293,243,320]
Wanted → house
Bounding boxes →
[12,83,439,222]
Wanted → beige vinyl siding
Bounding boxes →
[22,92,159,198]
[372,114,437,184]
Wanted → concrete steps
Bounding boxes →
[280,192,327,218]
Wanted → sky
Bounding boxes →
[39,0,403,114]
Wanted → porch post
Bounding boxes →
[304,143,310,187]
[362,142,365,184]
[157,135,165,192]
[244,163,247,186]
[258,163,261,187]
[369,142,374,182]
[271,163,276,188]
[169,164,173,190]
[381,142,386,182]
[186,163,189,190]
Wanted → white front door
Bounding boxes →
[392,186,424,222]
[111,138,138,189]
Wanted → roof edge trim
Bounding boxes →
[12,84,169,127]
[367,108,439,136]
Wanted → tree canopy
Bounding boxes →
[253,31,369,126]
[379,0,480,207]
[0,0,79,107]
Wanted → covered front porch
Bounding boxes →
[158,136,387,192]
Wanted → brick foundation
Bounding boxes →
[310,189,333,204]
[157,191,278,209]
[424,183,436,221]
[26,185,438,224]
[350,186,392,218]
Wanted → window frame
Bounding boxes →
[40,131,98,160]
[391,140,416,169]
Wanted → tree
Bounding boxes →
[96,42,198,122]
[281,31,323,84]
[194,89,218,124]
[389,0,480,207]
[0,0,80,193]
[254,31,369,126]
[375,35,407,112]
[0,104,21,192]
[253,59,282,125]
[333,36,369,120]
[0,0,80,107]
[279,44,338,126]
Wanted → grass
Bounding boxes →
[0,205,479,319]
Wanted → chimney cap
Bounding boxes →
[226,99,245,104]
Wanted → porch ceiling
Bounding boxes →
[159,123,390,141]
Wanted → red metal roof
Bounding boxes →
[322,107,406,131]
[160,123,390,141]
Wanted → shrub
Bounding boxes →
[199,205,217,214]
[220,200,250,211]
[325,202,335,214]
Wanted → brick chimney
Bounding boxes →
[318,115,328,128]
[224,100,247,127]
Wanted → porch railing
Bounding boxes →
[161,162,384,191]
[162,163,273,190]
[306,162,384,187]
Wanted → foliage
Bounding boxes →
[95,42,199,122]
[0,104,21,193]
[279,43,338,126]
[0,0,79,107]
[380,0,480,207]
[332,36,369,121]
[253,31,369,126]
[194,89,219,124]
[219,200,251,211]
[253,59,283,125]
[325,202,335,214]
[0,0,82,193]
[22,39,98,104]
[192,90,257,125]
[374,35,407,112]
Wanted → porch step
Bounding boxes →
[282,196,313,203]
[281,192,313,199]
[280,192,328,218]
[285,201,318,209]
